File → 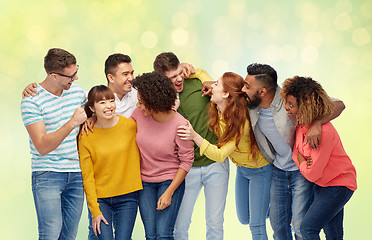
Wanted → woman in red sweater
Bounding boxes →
[280,76,357,240]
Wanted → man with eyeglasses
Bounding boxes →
[21,48,87,239]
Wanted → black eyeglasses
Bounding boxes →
[51,65,79,81]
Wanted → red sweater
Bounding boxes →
[131,108,194,183]
[292,122,357,191]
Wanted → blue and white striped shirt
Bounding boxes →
[21,83,86,172]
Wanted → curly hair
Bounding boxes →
[246,63,277,93]
[132,72,177,113]
[208,72,259,161]
[44,48,76,73]
[281,76,335,126]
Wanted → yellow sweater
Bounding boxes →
[200,119,270,168]
[78,116,142,217]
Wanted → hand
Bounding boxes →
[177,122,195,141]
[201,81,215,96]
[306,120,322,149]
[71,108,87,127]
[92,214,109,236]
[181,62,195,78]
[22,83,38,98]
[306,157,313,167]
[157,191,172,210]
[80,116,97,135]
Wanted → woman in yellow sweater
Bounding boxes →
[78,85,142,240]
[177,72,272,240]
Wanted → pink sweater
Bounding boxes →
[292,122,357,191]
[131,108,194,182]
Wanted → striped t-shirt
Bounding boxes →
[21,83,86,172]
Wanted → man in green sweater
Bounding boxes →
[154,52,229,240]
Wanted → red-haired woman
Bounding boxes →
[177,72,272,240]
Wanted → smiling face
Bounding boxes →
[242,74,263,109]
[52,64,79,90]
[108,62,134,96]
[284,94,299,119]
[211,77,228,105]
[164,64,184,93]
[90,97,116,121]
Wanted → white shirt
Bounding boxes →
[114,88,138,118]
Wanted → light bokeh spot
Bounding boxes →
[141,31,158,48]
[304,31,323,48]
[171,28,189,46]
[335,0,353,14]
[334,13,353,31]
[352,28,370,46]
[301,46,319,64]
[281,45,298,62]
[114,42,132,56]
[360,1,372,18]
[246,13,264,30]
[172,12,189,28]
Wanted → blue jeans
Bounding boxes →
[235,164,272,240]
[300,185,354,240]
[139,180,185,240]
[94,192,139,240]
[269,166,314,240]
[174,159,229,240]
[32,171,84,240]
[88,205,99,240]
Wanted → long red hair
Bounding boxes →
[208,72,258,160]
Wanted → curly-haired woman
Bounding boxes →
[177,72,272,240]
[281,76,357,240]
[130,72,194,240]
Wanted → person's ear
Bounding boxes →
[222,92,230,99]
[89,106,95,113]
[107,74,115,84]
[258,88,267,96]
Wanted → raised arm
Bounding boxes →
[177,123,237,162]
[26,107,87,155]
[306,100,345,149]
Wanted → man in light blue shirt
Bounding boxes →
[242,63,345,240]
[21,48,87,239]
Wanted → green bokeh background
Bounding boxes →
[1,0,371,239]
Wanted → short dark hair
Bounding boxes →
[246,63,277,92]
[104,53,132,82]
[132,72,177,113]
[153,52,180,74]
[44,48,76,73]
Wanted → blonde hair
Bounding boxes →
[281,76,334,126]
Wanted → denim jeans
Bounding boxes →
[269,166,314,240]
[93,192,139,240]
[174,159,229,240]
[300,185,354,240]
[139,180,185,240]
[32,171,84,240]
[235,164,272,240]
